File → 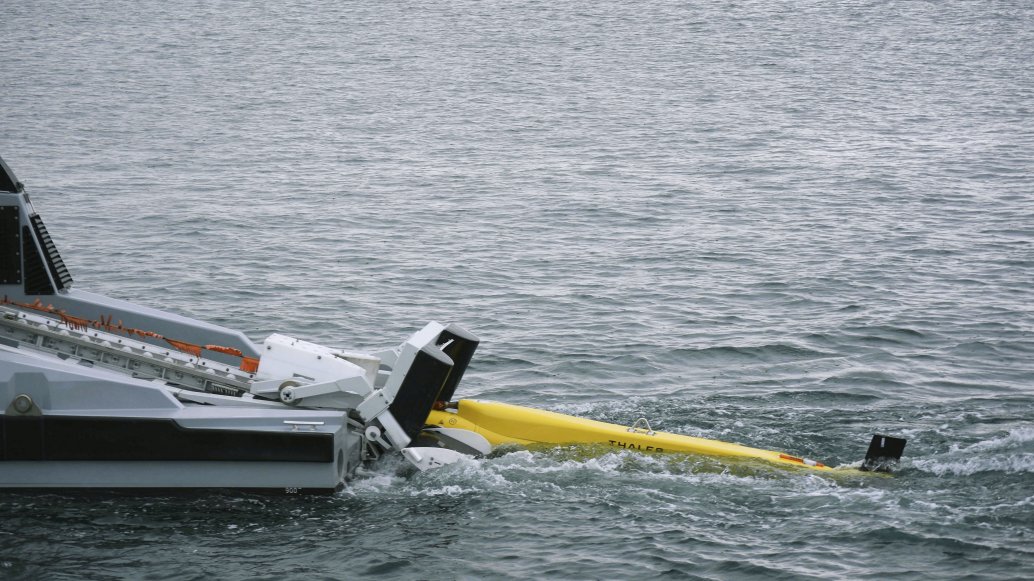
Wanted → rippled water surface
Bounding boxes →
[3,1,1034,579]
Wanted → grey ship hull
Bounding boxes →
[1,155,478,493]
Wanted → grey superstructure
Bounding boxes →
[0,155,480,493]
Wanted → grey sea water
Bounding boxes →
[2,0,1034,578]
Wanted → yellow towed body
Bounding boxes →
[426,399,838,472]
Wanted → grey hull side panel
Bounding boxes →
[2,341,362,490]
[0,343,185,411]
[0,421,362,489]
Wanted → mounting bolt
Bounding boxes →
[6,393,41,416]
[13,394,33,413]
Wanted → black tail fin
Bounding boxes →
[861,434,907,472]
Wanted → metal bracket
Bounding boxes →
[627,417,655,435]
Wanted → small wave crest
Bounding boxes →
[912,427,1034,476]
[657,343,837,366]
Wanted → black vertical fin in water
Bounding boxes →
[861,434,907,473]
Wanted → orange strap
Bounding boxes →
[59,313,91,331]
[165,338,203,357]
[239,357,260,373]
[204,345,244,357]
